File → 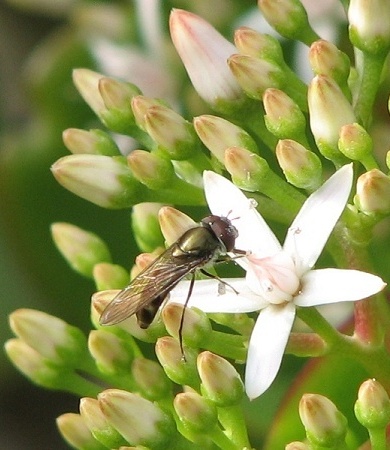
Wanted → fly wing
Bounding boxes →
[99,243,212,326]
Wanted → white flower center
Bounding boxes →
[245,251,300,304]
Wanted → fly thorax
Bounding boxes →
[245,251,300,304]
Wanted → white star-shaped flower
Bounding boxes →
[169,165,386,400]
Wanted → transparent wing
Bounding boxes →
[100,243,212,325]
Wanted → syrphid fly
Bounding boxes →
[99,214,243,347]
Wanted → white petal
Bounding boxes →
[203,171,281,256]
[245,302,295,400]
[168,278,268,312]
[283,164,353,275]
[294,268,386,307]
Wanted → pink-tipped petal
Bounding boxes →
[245,302,295,400]
[283,164,353,275]
[294,268,386,307]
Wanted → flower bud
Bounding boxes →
[162,303,212,347]
[9,309,87,367]
[338,123,373,163]
[354,379,390,429]
[132,357,172,400]
[93,263,129,291]
[155,336,200,388]
[62,128,120,156]
[144,105,199,160]
[228,54,284,101]
[285,442,310,450]
[98,77,141,134]
[169,9,244,112]
[197,351,244,406]
[276,139,322,190]
[263,88,306,141]
[174,392,217,433]
[88,330,134,376]
[158,206,197,246]
[224,146,270,192]
[348,0,390,55]
[354,169,390,215]
[51,155,143,208]
[131,95,166,131]
[98,389,175,448]
[72,69,107,118]
[132,202,165,252]
[51,222,111,278]
[258,0,319,44]
[308,75,356,164]
[234,27,284,64]
[79,397,127,448]
[5,339,62,389]
[309,40,350,89]
[194,114,258,164]
[127,150,174,189]
[299,393,348,447]
[56,413,103,450]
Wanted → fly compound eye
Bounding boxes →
[202,215,238,252]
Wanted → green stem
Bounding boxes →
[354,51,387,128]
[218,405,251,449]
[208,425,241,450]
[206,330,247,361]
[367,426,387,450]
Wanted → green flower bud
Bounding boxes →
[144,105,199,160]
[98,389,175,449]
[131,95,167,131]
[354,379,390,429]
[51,155,144,208]
[228,54,284,101]
[51,222,111,278]
[197,351,244,406]
[263,88,306,141]
[193,114,258,164]
[348,0,390,55]
[80,397,127,448]
[338,123,373,163]
[155,336,200,388]
[5,338,62,389]
[276,139,322,190]
[88,330,134,376]
[62,128,121,156]
[174,392,218,433]
[158,206,197,246]
[132,357,172,400]
[234,27,284,64]
[57,413,106,450]
[132,202,165,252]
[93,263,130,291]
[299,393,348,447]
[354,169,390,215]
[258,0,319,45]
[127,150,175,190]
[162,303,212,348]
[9,309,87,367]
[308,75,355,164]
[309,40,351,90]
[224,146,270,192]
